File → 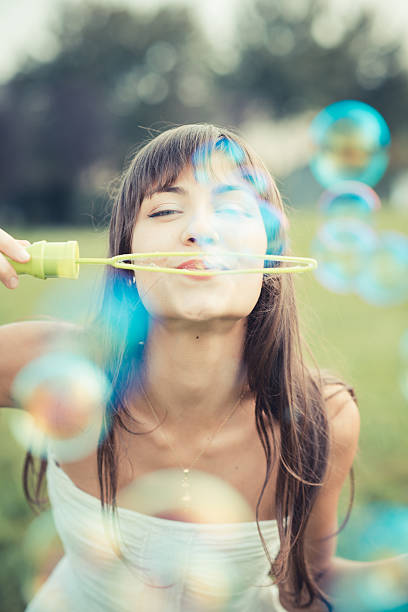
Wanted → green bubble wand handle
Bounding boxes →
[6,241,81,279]
[6,240,318,280]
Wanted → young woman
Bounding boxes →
[0,123,364,611]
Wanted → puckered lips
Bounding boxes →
[176,258,229,280]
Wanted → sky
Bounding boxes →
[0,0,408,83]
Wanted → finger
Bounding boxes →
[0,228,31,262]
[0,252,20,289]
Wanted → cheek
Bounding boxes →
[226,220,268,256]
[234,273,264,316]
[131,226,146,252]
[132,223,175,254]
[132,271,167,316]
[253,222,268,249]
[233,224,267,291]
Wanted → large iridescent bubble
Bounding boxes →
[107,468,276,610]
[191,142,289,259]
[310,100,391,187]
[9,350,111,463]
[115,467,255,525]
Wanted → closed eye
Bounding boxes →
[148,210,181,218]
[216,207,254,218]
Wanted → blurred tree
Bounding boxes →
[209,0,408,196]
[0,2,215,225]
[209,0,408,199]
[1,0,408,224]
[214,0,408,127]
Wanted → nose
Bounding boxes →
[181,211,220,248]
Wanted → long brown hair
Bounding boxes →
[23,123,356,610]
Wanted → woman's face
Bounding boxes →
[131,157,268,325]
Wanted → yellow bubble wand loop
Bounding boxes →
[101,251,318,275]
[6,241,317,280]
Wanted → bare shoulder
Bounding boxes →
[300,382,360,561]
[324,383,359,427]
[323,382,360,482]
[0,318,83,358]
[0,318,81,336]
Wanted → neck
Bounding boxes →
[133,317,250,432]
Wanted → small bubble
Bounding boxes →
[318,181,381,221]
[311,218,377,294]
[356,231,408,306]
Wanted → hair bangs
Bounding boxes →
[125,124,280,219]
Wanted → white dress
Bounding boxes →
[25,455,288,611]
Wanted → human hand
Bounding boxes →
[0,228,31,289]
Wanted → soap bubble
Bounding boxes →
[116,467,255,525]
[110,527,241,611]
[311,218,377,293]
[332,558,408,612]
[179,145,289,265]
[239,164,270,196]
[192,138,246,184]
[108,468,277,610]
[191,143,277,206]
[310,100,391,188]
[356,231,408,306]
[9,351,111,462]
[318,181,381,221]
[259,200,289,260]
[114,466,255,601]
[333,504,408,611]
[311,222,408,306]
[350,504,408,559]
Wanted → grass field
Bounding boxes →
[1,208,407,609]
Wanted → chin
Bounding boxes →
[166,305,248,325]
[192,311,233,322]
[149,292,256,323]
[175,307,223,321]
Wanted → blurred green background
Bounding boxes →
[1,208,407,609]
[1,0,408,609]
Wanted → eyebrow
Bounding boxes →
[148,182,251,199]
[149,185,187,197]
[212,184,248,195]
